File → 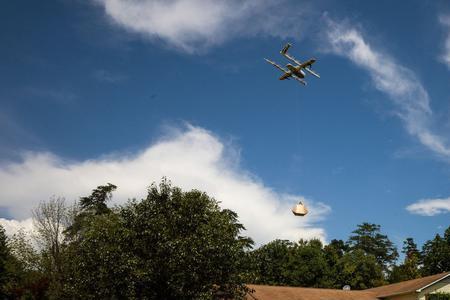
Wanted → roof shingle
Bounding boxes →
[368,272,450,298]
[246,285,379,300]
[246,272,450,300]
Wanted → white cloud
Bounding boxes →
[0,125,330,244]
[0,218,34,237]
[324,18,450,158]
[406,197,450,216]
[440,15,450,69]
[92,0,313,53]
[92,2,450,159]
[92,1,450,158]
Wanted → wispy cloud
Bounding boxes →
[440,15,450,69]
[92,1,450,159]
[92,69,127,83]
[406,197,450,216]
[324,18,450,158]
[24,87,78,105]
[0,125,330,244]
[92,0,315,53]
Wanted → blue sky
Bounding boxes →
[1,0,450,247]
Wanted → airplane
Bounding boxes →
[264,43,320,86]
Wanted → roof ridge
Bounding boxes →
[367,271,450,298]
[247,284,376,292]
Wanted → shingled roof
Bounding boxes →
[246,272,450,300]
[246,285,379,300]
[368,271,450,298]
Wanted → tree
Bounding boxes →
[347,223,398,271]
[5,229,49,299]
[79,183,116,215]
[249,239,294,285]
[249,239,338,288]
[284,239,329,288]
[389,238,420,283]
[324,239,349,259]
[336,249,385,289]
[421,226,450,276]
[0,224,9,297]
[323,239,349,288]
[32,197,75,298]
[62,179,253,299]
[65,184,114,240]
[62,213,135,299]
[403,238,420,260]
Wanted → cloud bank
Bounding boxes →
[0,125,330,244]
[406,197,450,216]
[92,0,313,53]
[324,18,450,158]
[0,218,34,237]
[440,15,450,69]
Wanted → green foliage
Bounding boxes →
[347,223,398,271]
[421,226,450,276]
[79,183,116,215]
[0,224,9,296]
[3,178,449,297]
[3,229,49,299]
[62,179,253,299]
[429,292,450,300]
[65,183,116,240]
[284,239,329,288]
[62,213,136,299]
[248,223,403,290]
[389,238,421,283]
[248,238,384,290]
[336,249,384,289]
[249,239,293,285]
[389,255,420,283]
[403,237,420,259]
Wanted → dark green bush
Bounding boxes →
[429,293,450,300]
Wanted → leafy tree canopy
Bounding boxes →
[421,226,450,276]
[347,223,398,270]
[63,179,253,299]
[336,249,385,290]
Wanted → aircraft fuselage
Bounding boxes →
[286,64,305,78]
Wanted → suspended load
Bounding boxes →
[292,201,308,216]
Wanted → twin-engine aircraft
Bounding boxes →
[265,43,320,86]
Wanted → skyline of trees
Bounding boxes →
[0,179,449,298]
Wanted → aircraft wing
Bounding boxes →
[264,58,288,73]
[304,67,320,78]
[298,58,316,69]
[281,52,303,67]
[292,74,306,85]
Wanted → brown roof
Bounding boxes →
[246,272,450,300]
[368,272,450,298]
[246,285,379,300]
